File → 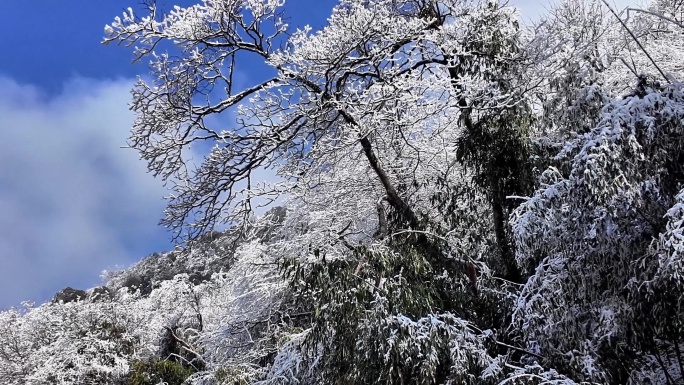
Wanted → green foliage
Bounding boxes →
[212,367,253,385]
[127,359,196,385]
[282,232,494,384]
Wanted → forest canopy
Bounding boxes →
[1,0,684,384]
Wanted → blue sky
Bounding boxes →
[0,0,339,309]
[0,0,636,309]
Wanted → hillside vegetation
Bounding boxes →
[3,0,684,383]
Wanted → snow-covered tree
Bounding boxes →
[13,0,664,384]
[511,1,684,382]
[102,0,543,383]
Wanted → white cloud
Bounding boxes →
[0,76,170,308]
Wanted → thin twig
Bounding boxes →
[627,7,684,30]
[619,57,640,78]
[465,323,545,360]
[495,340,545,360]
[599,0,669,82]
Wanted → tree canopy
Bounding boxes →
[0,0,683,384]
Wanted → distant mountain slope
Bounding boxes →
[0,208,300,385]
